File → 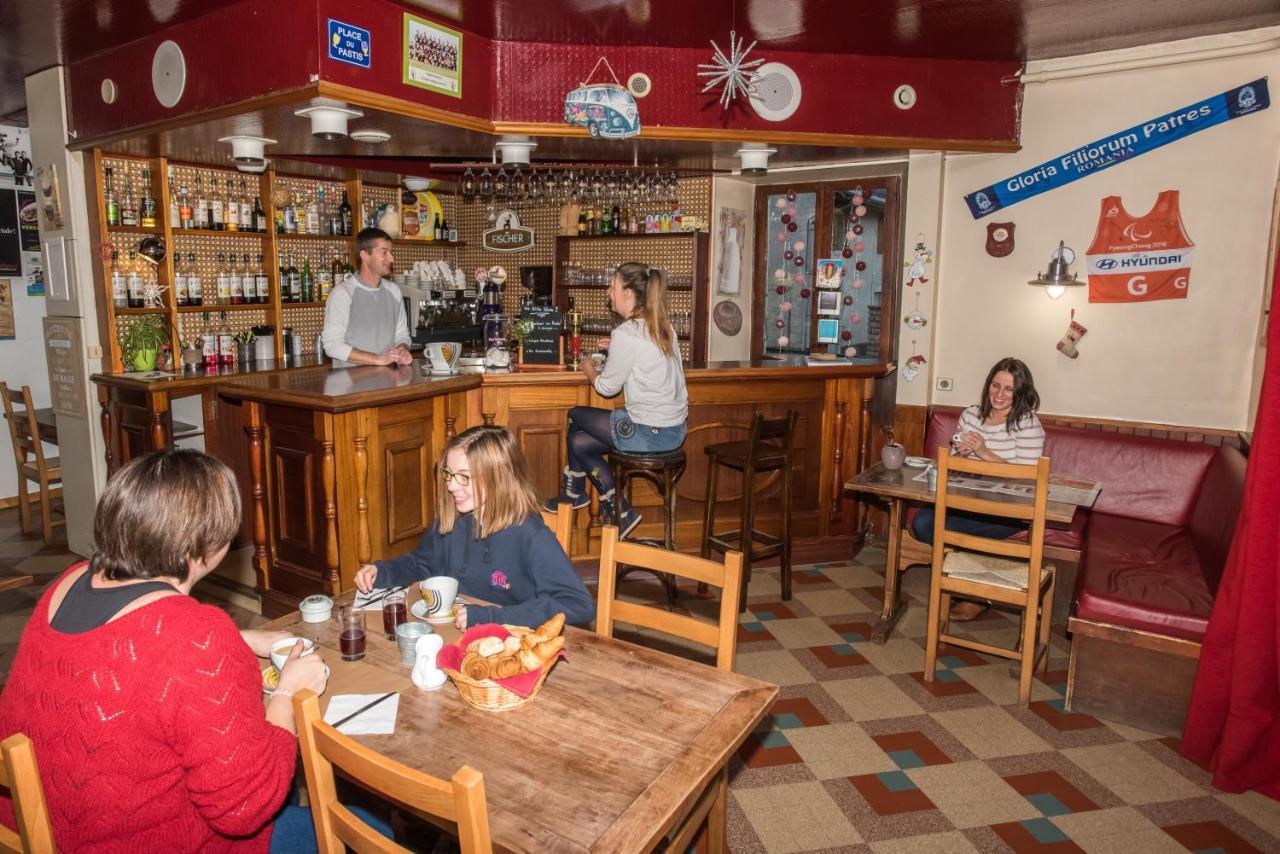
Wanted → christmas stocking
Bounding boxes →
[1057,319,1087,359]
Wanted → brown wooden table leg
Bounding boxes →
[871,497,906,644]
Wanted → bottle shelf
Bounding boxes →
[276,233,352,241]
[563,283,693,291]
[172,228,268,238]
[114,306,169,315]
[176,302,273,313]
[392,239,466,248]
[106,225,163,235]
[281,301,328,309]
[562,231,702,240]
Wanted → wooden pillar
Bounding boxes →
[245,401,269,593]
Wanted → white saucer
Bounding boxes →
[411,600,456,623]
[903,456,932,468]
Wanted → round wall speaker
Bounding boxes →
[151,40,187,109]
[627,72,652,98]
[749,62,802,122]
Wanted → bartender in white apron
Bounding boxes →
[321,227,413,367]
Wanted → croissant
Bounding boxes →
[517,648,543,672]
[532,635,565,666]
[461,653,493,681]
[491,655,522,679]
[532,613,566,642]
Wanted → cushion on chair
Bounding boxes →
[1073,512,1212,642]
[942,550,1049,591]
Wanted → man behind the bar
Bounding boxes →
[321,227,414,367]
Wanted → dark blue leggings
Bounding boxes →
[911,507,1024,544]
[565,406,617,495]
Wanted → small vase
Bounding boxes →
[237,343,254,364]
[182,348,203,367]
[881,442,906,470]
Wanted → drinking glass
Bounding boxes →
[339,606,366,661]
[381,591,407,640]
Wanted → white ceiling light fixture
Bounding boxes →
[217,135,277,165]
[403,177,435,192]
[736,143,777,175]
[294,104,364,140]
[350,129,392,144]
[236,159,269,175]
[496,135,537,167]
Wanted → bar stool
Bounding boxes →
[607,446,687,610]
[701,410,798,611]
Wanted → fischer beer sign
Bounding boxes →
[482,209,535,252]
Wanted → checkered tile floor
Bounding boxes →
[4,508,1279,852]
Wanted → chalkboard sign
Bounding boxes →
[519,305,563,366]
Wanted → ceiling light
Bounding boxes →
[497,135,537,168]
[403,177,435,192]
[217,135,277,165]
[294,104,364,140]
[350,129,391,144]
[237,159,269,174]
[736,143,777,175]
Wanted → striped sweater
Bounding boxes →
[955,404,1045,464]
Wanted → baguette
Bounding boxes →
[517,648,543,672]
[531,613,566,642]
[532,635,565,666]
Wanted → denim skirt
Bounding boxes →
[610,409,686,452]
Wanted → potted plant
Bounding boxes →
[234,329,256,364]
[119,315,170,372]
[512,316,534,365]
[179,337,203,367]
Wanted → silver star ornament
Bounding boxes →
[697,30,765,110]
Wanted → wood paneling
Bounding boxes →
[380,422,433,547]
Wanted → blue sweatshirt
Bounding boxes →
[372,513,595,628]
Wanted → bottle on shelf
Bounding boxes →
[576,210,586,235]
[211,177,225,231]
[105,167,120,227]
[255,254,269,305]
[110,249,126,309]
[229,253,243,305]
[318,253,334,301]
[174,252,189,308]
[306,190,320,235]
[140,168,157,229]
[672,202,683,232]
[195,176,208,231]
[277,255,289,303]
[167,168,180,229]
[201,312,218,369]
[448,219,458,243]
[179,180,194,230]
[187,252,203,307]
[217,311,234,365]
[301,256,314,303]
[126,250,144,309]
[611,203,621,235]
[287,253,301,303]
[254,194,267,234]
[330,250,344,289]
[237,179,251,233]
[120,177,138,228]
[226,178,240,232]
[284,194,298,234]
[215,253,230,305]
[339,191,353,236]
[433,214,443,241]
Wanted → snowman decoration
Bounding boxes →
[902,353,927,383]
[904,236,933,287]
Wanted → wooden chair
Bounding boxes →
[0,734,55,853]
[596,525,743,853]
[540,501,573,553]
[923,450,1055,707]
[293,690,492,854]
[1,384,63,544]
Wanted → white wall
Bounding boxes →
[708,176,754,361]
[926,29,1280,429]
[896,152,944,405]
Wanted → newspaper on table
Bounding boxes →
[911,469,1100,507]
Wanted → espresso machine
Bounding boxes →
[410,286,482,348]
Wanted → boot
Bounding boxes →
[544,467,590,512]
[600,490,642,538]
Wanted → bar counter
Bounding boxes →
[96,357,889,615]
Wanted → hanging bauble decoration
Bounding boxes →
[786,222,797,232]
[853,224,864,235]
[854,205,867,217]
[774,318,784,328]
[792,271,805,283]
[845,346,857,358]
[843,295,853,306]
[697,30,765,109]
[787,206,797,217]
[842,248,853,258]
[793,240,806,253]
[780,214,791,224]
[855,260,867,271]
[794,256,805,266]
[851,192,864,205]
[776,230,786,242]
[786,190,796,201]
[851,311,862,324]
[784,250,794,260]
[775,285,786,295]
[853,277,865,288]
[774,269,786,280]
[855,241,866,252]
[778,335,790,347]
[841,330,852,341]
[800,288,811,299]
[781,301,793,311]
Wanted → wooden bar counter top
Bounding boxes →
[97,357,889,615]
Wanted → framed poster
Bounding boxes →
[716,208,747,295]
[0,190,18,274]
[403,14,462,98]
[816,289,841,316]
[34,164,64,232]
[815,258,843,289]
[43,316,87,418]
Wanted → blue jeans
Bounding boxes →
[910,507,1024,544]
[269,804,393,853]
[565,406,686,496]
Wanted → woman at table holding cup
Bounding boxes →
[0,450,331,852]
[911,357,1046,620]
[355,425,595,631]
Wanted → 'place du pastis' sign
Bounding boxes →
[482,209,535,253]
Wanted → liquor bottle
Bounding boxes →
[120,181,138,228]
[611,203,621,235]
[250,194,264,233]
[174,252,189,307]
[167,169,180,229]
[110,250,127,308]
[287,254,301,303]
[448,220,458,243]
[187,252,203,307]
[629,207,639,234]
[140,168,157,229]
[195,176,208,231]
[201,312,219,368]
[229,253,243,305]
[126,250,144,308]
[105,168,120,227]
[576,210,586,235]
[283,195,297,234]
[672,202,683,232]
[226,179,240,232]
[217,311,234,365]
[215,253,230,304]
[238,180,252,233]
[179,181,194,229]
[601,207,612,236]
[255,254,269,305]
[317,254,334,301]
[433,214,443,241]
[210,178,224,231]
[339,191,353,236]
[301,256,314,303]
[306,191,320,235]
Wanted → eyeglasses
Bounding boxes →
[440,467,472,486]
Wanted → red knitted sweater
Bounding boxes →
[0,563,297,852]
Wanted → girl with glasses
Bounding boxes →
[354,426,594,630]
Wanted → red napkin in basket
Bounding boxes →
[436,624,566,698]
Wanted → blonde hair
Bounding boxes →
[615,262,675,357]
[436,425,539,537]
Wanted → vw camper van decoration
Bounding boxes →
[564,57,642,140]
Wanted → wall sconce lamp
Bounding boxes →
[1028,241,1082,299]
[137,236,167,266]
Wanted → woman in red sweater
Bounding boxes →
[0,450,330,852]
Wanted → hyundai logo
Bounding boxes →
[1096,258,1118,270]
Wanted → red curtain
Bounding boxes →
[1181,248,1280,798]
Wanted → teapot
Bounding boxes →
[424,341,462,375]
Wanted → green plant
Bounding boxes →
[512,317,535,343]
[118,315,170,365]
[234,329,256,345]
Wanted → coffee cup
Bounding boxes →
[269,637,316,672]
[424,341,462,375]
[419,576,460,617]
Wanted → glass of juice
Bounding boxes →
[382,591,407,640]
[339,606,366,661]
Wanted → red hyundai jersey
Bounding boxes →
[1086,190,1194,303]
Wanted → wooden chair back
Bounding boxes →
[293,690,492,854]
[745,410,798,470]
[0,384,44,468]
[540,502,573,553]
[0,734,55,853]
[933,450,1050,574]
[596,525,743,671]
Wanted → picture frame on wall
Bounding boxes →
[815,258,843,289]
[816,317,840,344]
[816,289,841,316]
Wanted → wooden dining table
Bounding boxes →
[265,587,778,853]
[845,462,1098,643]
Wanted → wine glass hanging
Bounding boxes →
[458,166,684,207]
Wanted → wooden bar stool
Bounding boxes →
[701,410,798,611]
[608,447,687,610]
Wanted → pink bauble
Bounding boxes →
[851,311,862,324]
[792,272,805,283]
[774,198,787,208]
[845,346,857,358]
[854,241,866,252]
[854,205,867,217]
[845,229,855,241]
[793,240,806,252]
[786,206,798,217]
[778,336,790,347]
[774,269,786,280]
[800,288,811,299]
[851,193,864,205]
[776,230,786,242]
[852,277,864,288]
[781,301,793,311]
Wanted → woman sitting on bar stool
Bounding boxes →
[911,357,1046,620]
[545,262,689,536]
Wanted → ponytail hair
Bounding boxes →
[615,262,675,357]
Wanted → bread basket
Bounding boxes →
[442,625,560,712]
